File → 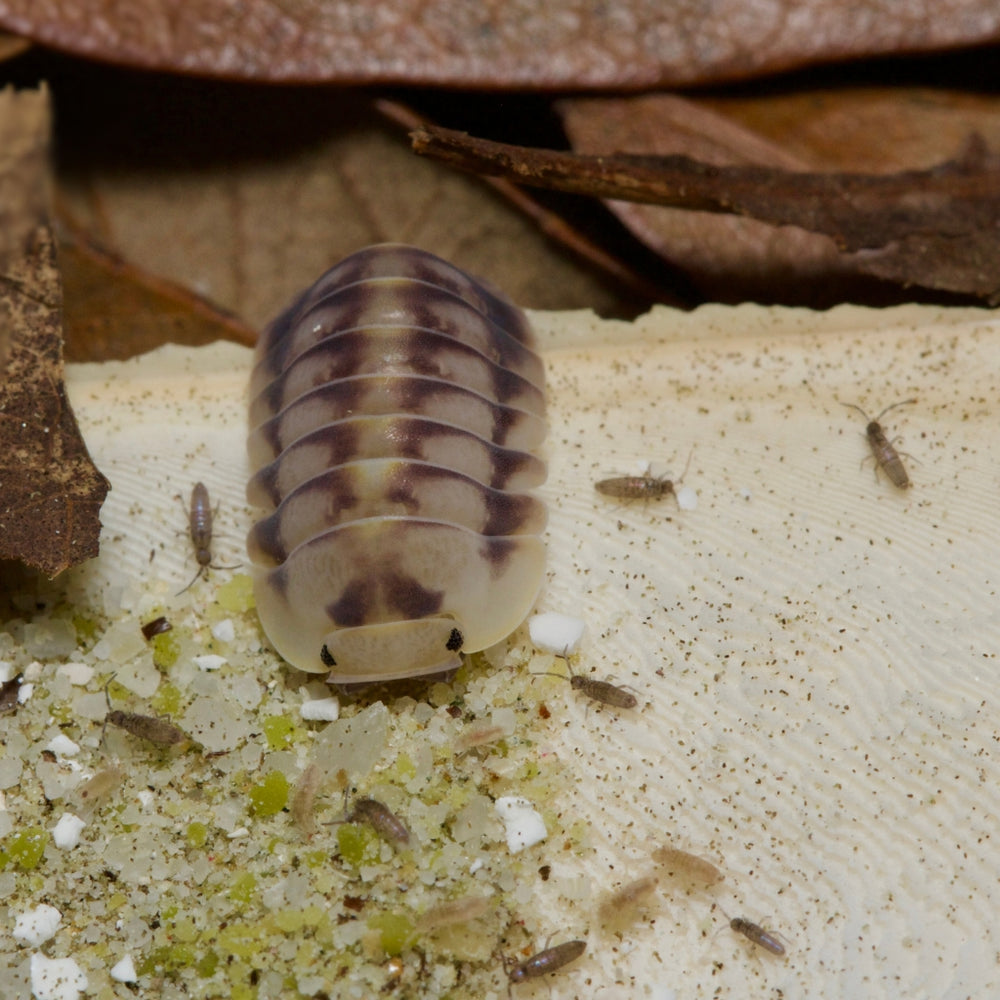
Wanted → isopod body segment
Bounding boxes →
[247,245,548,684]
[729,916,787,956]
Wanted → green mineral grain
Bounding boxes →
[152,682,182,716]
[249,770,289,817]
[229,872,257,905]
[217,574,254,613]
[367,912,416,956]
[0,827,48,870]
[262,715,296,750]
[186,822,209,848]
[336,823,380,867]
[151,631,180,670]
[196,950,219,977]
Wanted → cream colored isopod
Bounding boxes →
[247,244,548,684]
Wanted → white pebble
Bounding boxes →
[494,796,547,853]
[0,660,13,682]
[13,904,62,946]
[528,613,585,656]
[300,697,340,722]
[211,619,236,642]
[675,486,699,511]
[51,814,86,850]
[228,827,250,839]
[46,735,80,758]
[24,661,44,680]
[18,682,34,704]
[110,955,137,983]
[137,790,155,808]
[30,953,87,1000]
[193,654,227,671]
[56,663,94,686]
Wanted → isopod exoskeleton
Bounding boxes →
[247,245,548,684]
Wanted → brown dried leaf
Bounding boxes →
[0,86,110,577]
[1,1,999,87]
[560,89,1000,301]
[59,227,257,362]
[412,122,1000,302]
[57,88,625,323]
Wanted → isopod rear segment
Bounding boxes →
[247,245,548,684]
[503,939,586,992]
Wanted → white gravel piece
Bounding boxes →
[110,955,138,983]
[29,953,87,1000]
[675,486,699,511]
[56,663,94,685]
[51,814,86,850]
[300,697,340,722]
[193,654,227,671]
[211,619,236,642]
[18,682,34,704]
[13,904,62,946]
[494,796,547,853]
[46,735,80,758]
[528,613,586,655]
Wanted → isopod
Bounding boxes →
[177,482,238,594]
[595,450,692,503]
[246,244,548,684]
[454,722,507,753]
[842,399,916,489]
[346,796,411,846]
[74,763,124,819]
[532,659,637,709]
[651,845,724,885]
[0,673,23,714]
[502,939,586,993]
[103,678,187,747]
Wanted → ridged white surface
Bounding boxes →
[65,302,1000,998]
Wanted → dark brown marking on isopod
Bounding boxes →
[0,673,23,714]
[261,245,534,356]
[446,627,463,651]
[248,375,545,467]
[346,796,411,846]
[326,578,377,628]
[532,660,638,709]
[383,571,445,620]
[842,399,916,489]
[252,281,543,395]
[141,616,172,641]
[502,939,586,993]
[250,328,544,425]
[103,677,187,747]
[177,482,239,594]
[247,416,545,510]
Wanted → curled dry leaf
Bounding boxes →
[58,226,257,363]
[0,86,110,577]
[411,124,1000,302]
[0,1,999,87]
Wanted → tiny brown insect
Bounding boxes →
[597,874,660,924]
[103,678,187,747]
[595,450,692,504]
[502,939,586,994]
[140,616,172,640]
[177,482,239,594]
[532,658,637,710]
[651,845,725,885]
[346,796,411,846]
[842,399,916,490]
[717,906,787,956]
[417,894,492,932]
